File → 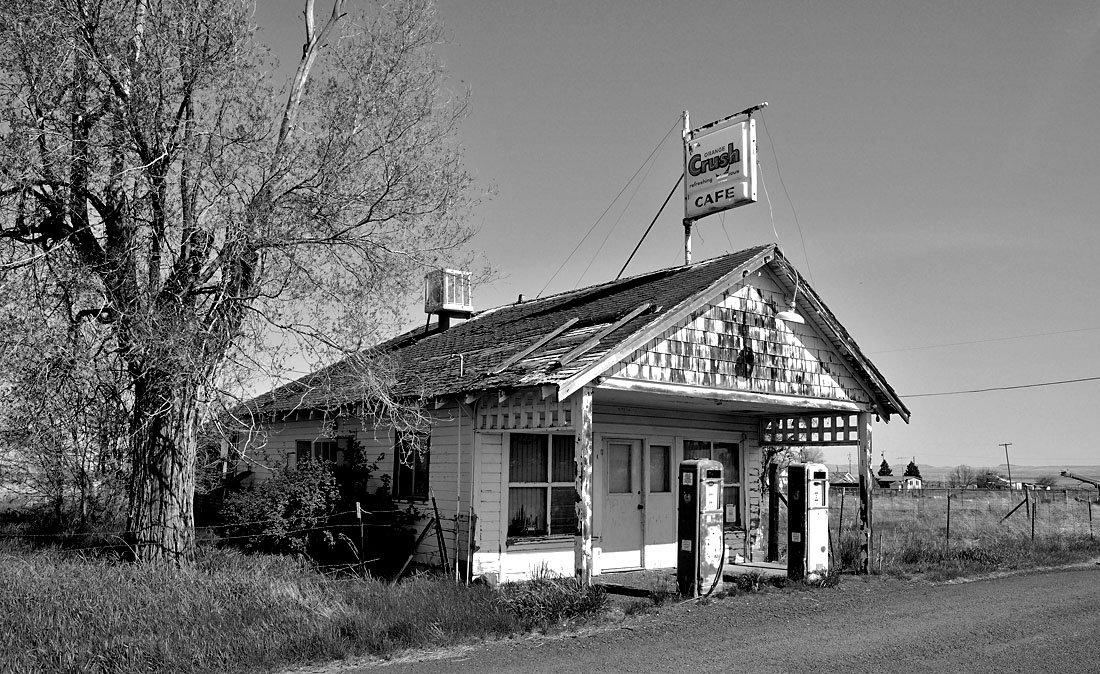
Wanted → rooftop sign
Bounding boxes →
[683,115,757,220]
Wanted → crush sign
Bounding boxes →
[683,116,757,220]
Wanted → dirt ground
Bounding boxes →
[288,564,1100,674]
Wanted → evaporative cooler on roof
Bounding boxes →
[424,269,474,318]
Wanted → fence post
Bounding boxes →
[356,501,365,577]
[1089,500,1094,541]
[838,489,846,540]
[1030,490,1036,542]
[946,494,951,545]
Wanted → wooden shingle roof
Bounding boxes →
[248,244,909,422]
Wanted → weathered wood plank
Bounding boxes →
[572,386,594,586]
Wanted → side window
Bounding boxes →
[507,433,576,538]
[393,432,430,501]
[295,437,350,466]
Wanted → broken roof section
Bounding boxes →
[249,244,910,423]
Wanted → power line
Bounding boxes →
[870,326,1100,355]
[537,117,681,298]
[576,145,662,287]
[759,110,815,287]
[616,173,684,279]
[903,375,1100,398]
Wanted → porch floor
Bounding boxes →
[595,560,787,597]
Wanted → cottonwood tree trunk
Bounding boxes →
[126,374,200,564]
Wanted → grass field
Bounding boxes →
[0,541,605,674]
[2,488,1097,672]
[831,488,1100,580]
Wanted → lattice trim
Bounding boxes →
[476,390,572,431]
[761,414,859,446]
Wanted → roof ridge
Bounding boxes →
[505,243,775,309]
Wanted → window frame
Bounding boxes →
[392,431,431,502]
[682,438,742,528]
[293,436,351,466]
[506,432,577,541]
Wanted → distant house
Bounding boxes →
[830,471,860,492]
[1020,481,1050,491]
[876,474,922,490]
[232,244,909,583]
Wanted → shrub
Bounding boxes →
[220,460,341,556]
[217,441,420,575]
[495,568,608,630]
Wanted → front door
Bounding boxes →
[602,438,643,570]
[643,438,676,568]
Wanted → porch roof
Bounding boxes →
[247,244,909,422]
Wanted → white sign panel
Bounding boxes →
[683,117,757,220]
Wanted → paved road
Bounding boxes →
[312,566,1100,674]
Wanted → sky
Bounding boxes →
[259,0,1100,472]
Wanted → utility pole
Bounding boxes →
[1000,442,1013,489]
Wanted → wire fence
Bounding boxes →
[764,486,1098,564]
[0,505,470,579]
[832,487,1098,543]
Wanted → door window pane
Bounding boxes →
[649,445,671,493]
[608,443,632,493]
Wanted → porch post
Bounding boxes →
[857,412,874,574]
[572,386,595,586]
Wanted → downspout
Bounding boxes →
[466,397,478,584]
[455,400,462,583]
[449,354,465,582]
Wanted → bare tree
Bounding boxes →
[758,445,825,499]
[947,464,978,489]
[1034,475,1058,489]
[799,447,824,464]
[0,303,130,529]
[0,0,473,564]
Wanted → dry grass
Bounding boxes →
[0,541,604,674]
[828,490,1100,580]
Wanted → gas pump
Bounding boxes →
[677,459,724,597]
[787,462,829,581]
